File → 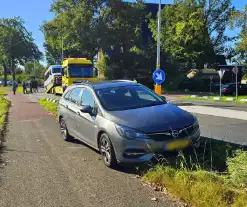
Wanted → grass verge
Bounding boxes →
[0,96,11,132]
[38,98,58,118]
[0,87,8,95]
[181,95,247,104]
[143,140,247,207]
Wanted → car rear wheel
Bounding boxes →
[99,133,117,168]
[59,117,73,142]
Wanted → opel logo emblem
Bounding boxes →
[171,130,179,138]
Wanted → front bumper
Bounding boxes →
[113,128,201,163]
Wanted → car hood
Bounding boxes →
[105,103,195,133]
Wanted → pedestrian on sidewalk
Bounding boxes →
[22,81,27,94]
[12,81,18,95]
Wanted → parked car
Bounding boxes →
[58,80,200,168]
[221,83,247,96]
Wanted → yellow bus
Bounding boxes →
[54,57,96,95]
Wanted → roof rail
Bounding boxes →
[72,80,92,85]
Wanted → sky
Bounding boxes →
[0,0,245,63]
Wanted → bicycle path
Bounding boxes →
[0,92,178,207]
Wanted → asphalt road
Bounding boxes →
[29,90,247,146]
[0,93,179,207]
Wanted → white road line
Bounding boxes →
[180,105,247,121]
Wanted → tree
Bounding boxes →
[149,0,234,69]
[230,5,247,64]
[0,17,42,83]
[24,61,46,79]
[41,0,146,73]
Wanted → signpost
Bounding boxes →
[153,69,166,91]
[154,0,164,95]
[232,66,239,99]
[210,75,213,93]
[217,69,225,99]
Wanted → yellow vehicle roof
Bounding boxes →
[62,58,92,67]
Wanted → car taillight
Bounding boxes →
[223,88,228,91]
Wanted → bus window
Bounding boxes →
[68,64,93,78]
[52,67,62,73]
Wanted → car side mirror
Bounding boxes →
[80,105,93,114]
[160,96,167,102]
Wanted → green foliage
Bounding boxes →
[96,49,108,75]
[39,98,58,118]
[41,0,147,73]
[0,17,42,80]
[24,61,46,79]
[149,0,234,69]
[0,96,10,129]
[230,5,247,63]
[143,165,247,207]
[227,150,247,187]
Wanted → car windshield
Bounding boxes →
[68,64,93,78]
[95,85,166,111]
[52,67,62,73]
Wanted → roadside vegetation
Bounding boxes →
[0,88,11,140]
[0,96,10,130]
[181,95,247,104]
[0,87,7,95]
[38,98,58,118]
[143,140,247,207]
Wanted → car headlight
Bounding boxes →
[115,124,148,140]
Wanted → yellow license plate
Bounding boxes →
[165,139,190,151]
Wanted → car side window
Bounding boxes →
[64,89,72,100]
[70,88,82,104]
[81,89,96,108]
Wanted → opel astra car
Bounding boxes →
[58,81,200,168]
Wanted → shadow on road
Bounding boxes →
[62,135,247,174]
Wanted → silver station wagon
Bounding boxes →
[58,81,200,168]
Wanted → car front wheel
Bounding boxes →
[99,133,117,168]
[59,117,73,142]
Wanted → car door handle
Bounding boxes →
[65,105,68,108]
[76,111,80,115]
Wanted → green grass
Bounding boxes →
[38,98,58,118]
[0,96,11,130]
[0,87,8,95]
[143,141,247,207]
[181,95,247,104]
[143,165,247,207]
[16,86,23,93]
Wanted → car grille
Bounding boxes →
[147,124,199,141]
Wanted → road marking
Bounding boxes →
[180,105,247,121]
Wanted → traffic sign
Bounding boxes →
[232,66,239,74]
[153,69,166,84]
[218,70,225,79]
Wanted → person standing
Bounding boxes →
[22,81,26,94]
[12,81,18,95]
[29,80,33,93]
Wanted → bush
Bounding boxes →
[227,150,247,187]
[0,96,11,129]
